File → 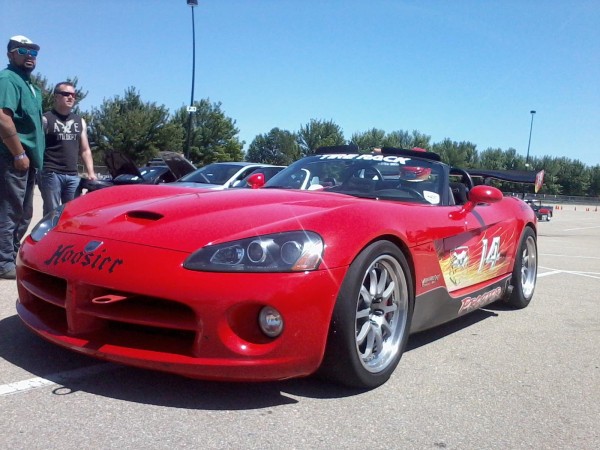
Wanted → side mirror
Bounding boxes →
[247,172,266,189]
[450,185,503,219]
[468,185,503,204]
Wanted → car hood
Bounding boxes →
[104,151,196,180]
[157,151,196,179]
[54,186,365,253]
[169,181,227,190]
[104,151,140,179]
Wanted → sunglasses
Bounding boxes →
[56,91,76,98]
[11,47,38,57]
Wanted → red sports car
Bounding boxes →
[16,146,538,388]
[525,199,553,222]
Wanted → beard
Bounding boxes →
[21,60,36,74]
[9,56,36,74]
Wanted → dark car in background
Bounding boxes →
[76,151,196,196]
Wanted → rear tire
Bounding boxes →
[319,241,413,389]
[505,227,537,309]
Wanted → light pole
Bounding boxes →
[185,0,198,160]
[525,110,536,169]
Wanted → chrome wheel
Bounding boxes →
[319,241,413,388]
[355,254,409,373]
[520,234,537,299]
[506,227,537,309]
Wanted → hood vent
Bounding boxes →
[126,210,164,222]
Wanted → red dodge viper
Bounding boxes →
[16,146,538,388]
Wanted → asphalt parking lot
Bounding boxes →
[1,191,598,449]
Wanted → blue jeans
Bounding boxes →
[37,170,81,216]
[0,156,35,274]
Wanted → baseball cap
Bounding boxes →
[7,35,40,52]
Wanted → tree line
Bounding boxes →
[33,75,600,198]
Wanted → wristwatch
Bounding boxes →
[14,153,26,160]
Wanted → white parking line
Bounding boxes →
[0,363,116,396]
[538,266,600,280]
[538,270,562,278]
[540,253,600,260]
[563,225,600,231]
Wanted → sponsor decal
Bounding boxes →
[479,236,501,272]
[446,236,503,286]
[440,230,510,293]
[319,154,412,164]
[458,286,503,315]
[421,274,440,287]
[44,243,124,274]
[449,246,469,285]
[423,190,440,205]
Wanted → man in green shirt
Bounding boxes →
[0,35,44,279]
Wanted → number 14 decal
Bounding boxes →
[479,237,501,272]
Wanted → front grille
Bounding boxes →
[19,266,200,357]
[20,269,67,307]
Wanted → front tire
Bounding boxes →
[319,241,413,389]
[505,227,537,309]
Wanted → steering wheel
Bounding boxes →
[396,184,427,201]
[450,168,474,190]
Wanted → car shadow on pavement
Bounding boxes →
[406,307,498,351]
[0,314,358,408]
[1,307,498,410]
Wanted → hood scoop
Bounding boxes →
[125,210,164,222]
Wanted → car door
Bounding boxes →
[438,201,518,293]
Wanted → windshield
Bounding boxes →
[178,163,246,185]
[139,166,167,181]
[265,153,445,204]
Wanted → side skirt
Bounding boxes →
[410,276,511,333]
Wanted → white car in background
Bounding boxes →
[173,162,281,190]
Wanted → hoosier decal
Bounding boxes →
[44,244,124,274]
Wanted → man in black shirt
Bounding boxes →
[38,81,96,215]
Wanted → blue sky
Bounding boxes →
[3,1,599,166]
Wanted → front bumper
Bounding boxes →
[16,233,346,381]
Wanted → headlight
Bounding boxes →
[184,231,324,272]
[30,205,65,242]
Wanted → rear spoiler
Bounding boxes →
[466,169,537,184]
[466,169,545,193]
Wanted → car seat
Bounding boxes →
[450,182,468,205]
